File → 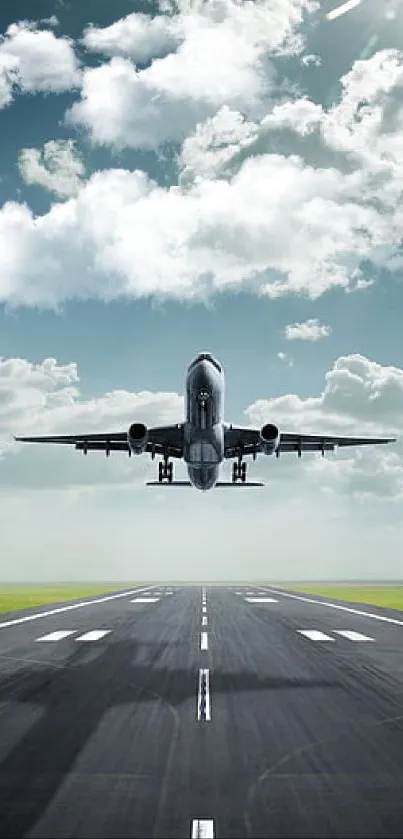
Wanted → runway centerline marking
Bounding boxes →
[191,818,214,838]
[131,597,160,603]
[263,587,403,627]
[245,597,278,603]
[76,630,111,641]
[36,630,76,642]
[202,605,207,613]
[298,630,335,642]
[200,632,208,650]
[202,615,208,626]
[334,630,374,642]
[0,585,155,631]
[196,668,211,721]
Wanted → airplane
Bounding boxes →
[14,351,396,491]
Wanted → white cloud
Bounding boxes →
[0,154,394,308]
[18,140,85,198]
[69,1,317,150]
[284,318,331,341]
[278,351,294,367]
[0,20,80,109]
[82,12,182,63]
[246,354,402,500]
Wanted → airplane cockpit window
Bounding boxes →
[189,353,222,373]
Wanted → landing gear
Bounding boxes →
[232,459,247,483]
[158,455,173,484]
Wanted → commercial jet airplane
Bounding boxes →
[15,352,396,491]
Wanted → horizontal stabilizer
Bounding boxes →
[146,481,264,487]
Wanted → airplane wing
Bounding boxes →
[224,427,396,458]
[14,424,184,459]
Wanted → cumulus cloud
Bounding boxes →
[0,356,184,488]
[0,20,80,108]
[82,12,182,63]
[18,140,85,198]
[0,154,395,308]
[284,318,331,341]
[68,0,317,150]
[246,354,403,500]
[278,351,294,367]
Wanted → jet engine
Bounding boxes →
[128,422,148,454]
[260,423,280,455]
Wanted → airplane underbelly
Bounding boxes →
[188,441,220,465]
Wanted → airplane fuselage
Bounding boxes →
[183,353,225,490]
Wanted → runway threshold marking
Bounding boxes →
[76,630,111,641]
[36,630,76,642]
[263,587,403,627]
[297,630,335,641]
[0,585,156,630]
[197,668,211,721]
[245,597,278,603]
[334,630,374,642]
[191,818,214,837]
[131,597,160,603]
[200,631,208,650]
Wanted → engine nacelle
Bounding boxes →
[128,422,148,455]
[260,423,280,455]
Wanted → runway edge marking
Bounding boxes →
[191,819,214,838]
[263,587,403,627]
[0,585,156,630]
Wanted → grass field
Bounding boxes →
[0,584,133,615]
[281,585,403,611]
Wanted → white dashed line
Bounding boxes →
[0,586,155,631]
[202,616,208,626]
[36,630,76,642]
[297,630,335,642]
[196,668,211,721]
[245,597,278,603]
[262,587,403,627]
[191,819,214,838]
[200,632,208,650]
[131,597,160,603]
[76,630,111,641]
[202,605,207,614]
[334,630,374,642]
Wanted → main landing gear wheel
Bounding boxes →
[158,458,173,484]
[232,460,247,483]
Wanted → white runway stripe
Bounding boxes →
[191,819,214,838]
[202,605,207,613]
[202,616,208,626]
[297,630,335,642]
[263,587,403,628]
[334,630,374,642]
[76,630,110,641]
[196,668,211,722]
[0,585,156,631]
[245,597,278,603]
[131,597,160,603]
[36,630,76,642]
[200,632,208,650]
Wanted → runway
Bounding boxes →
[2,585,403,837]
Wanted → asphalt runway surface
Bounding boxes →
[2,586,403,837]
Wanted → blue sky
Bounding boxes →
[1,0,403,581]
